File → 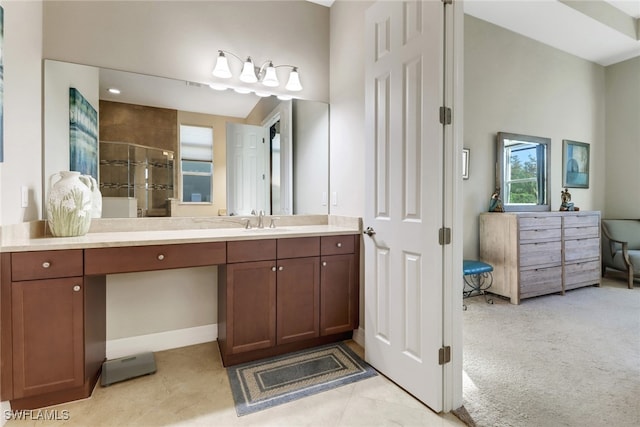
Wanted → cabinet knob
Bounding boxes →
[157,254,165,261]
[336,242,342,248]
[278,266,284,271]
[322,261,327,267]
[271,266,277,272]
[42,261,51,269]
[73,285,81,292]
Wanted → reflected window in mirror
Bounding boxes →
[497,132,550,212]
[180,125,213,203]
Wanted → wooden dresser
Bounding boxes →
[479,211,601,304]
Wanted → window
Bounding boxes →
[180,125,213,203]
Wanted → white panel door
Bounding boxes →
[364,0,445,411]
[226,123,269,216]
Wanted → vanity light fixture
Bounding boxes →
[212,49,303,92]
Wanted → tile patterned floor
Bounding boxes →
[5,341,465,427]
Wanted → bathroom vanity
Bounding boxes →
[0,216,361,410]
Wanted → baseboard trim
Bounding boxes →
[106,324,217,360]
[352,326,365,347]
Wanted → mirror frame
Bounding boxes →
[496,132,551,212]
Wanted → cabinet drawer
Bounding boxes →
[519,216,561,230]
[85,242,226,274]
[12,250,83,281]
[227,239,276,263]
[277,237,320,259]
[519,266,563,298]
[519,228,561,242]
[564,260,600,289]
[519,241,561,268]
[564,238,600,262]
[564,226,599,240]
[321,235,355,255]
[563,214,599,229]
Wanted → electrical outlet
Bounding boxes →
[21,186,29,208]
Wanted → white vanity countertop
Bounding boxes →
[1,216,362,252]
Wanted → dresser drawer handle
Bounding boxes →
[73,285,81,292]
[336,242,342,248]
[278,266,284,271]
[42,261,51,269]
[322,261,327,267]
[271,266,277,272]
[157,254,165,261]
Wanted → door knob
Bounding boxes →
[73,285,81,292]
[363,227,376,236]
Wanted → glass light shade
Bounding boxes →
[212,52,232,79]
[209,83,228,91]
[239,57,258,83]
[277,94,293,101]
[262,63,280,87]
[285,68,303,91]
[233,87,252,94]
[254,91,272,97]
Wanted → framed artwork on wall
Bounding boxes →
[462,148,469,180]
[562,140,590,188]
[69,87,98,179]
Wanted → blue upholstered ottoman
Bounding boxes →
[463,260,494,309]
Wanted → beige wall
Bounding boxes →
[463,15,607,259]
[1,1,43,225]
[604,56,640,219]
[42,1,329,103]
[329,0,372,217]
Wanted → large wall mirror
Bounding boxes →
[496,132,550,212]
[43,59,329,218]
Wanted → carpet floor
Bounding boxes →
[462,277,640,427]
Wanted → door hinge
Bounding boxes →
[439,106,452,125]
[442,0,453,4]
[438,227,451,245]
[439,346,451,365]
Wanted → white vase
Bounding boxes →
[84,174,102,218]
[47,171,93,237]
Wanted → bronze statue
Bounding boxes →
[489,188,504,212]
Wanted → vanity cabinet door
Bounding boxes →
[12,277,84,398]
[276,257,320,345]
[223,261,276,355]
[320,254,357,336]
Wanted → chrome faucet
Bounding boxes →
[257,210,265,229]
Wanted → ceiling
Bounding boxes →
[464,0,640,66]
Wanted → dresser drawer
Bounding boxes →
[563,226,599,240]
[564,260,600,290]
[227,239,276,263]
[12,250,84,281]
[321,235,355,255]
[277,237,320,259]
[519,216,561,230]
[85,242,226,274]
[563,214,599,229]
[519,266,563,298]
[564,238,600,262]
[519,227,561,243]
[519,241,561,268]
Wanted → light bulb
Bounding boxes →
[209,83,228,91]
[254,91,272,97]
[277,94,293,101]
[233,87,252,94]
[285,67,302,91]
[262,62,279,87]
[239,57,258,83]
[212,51,232,79]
